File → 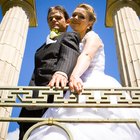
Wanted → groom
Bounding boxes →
[18,5,80,140]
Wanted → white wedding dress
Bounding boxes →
[28,31,140,140]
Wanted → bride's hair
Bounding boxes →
[77,3,97,32]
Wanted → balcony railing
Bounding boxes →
[0,86,140,140]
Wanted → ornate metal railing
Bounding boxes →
[0,86,140,140]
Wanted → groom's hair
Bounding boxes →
[47,5,69,21]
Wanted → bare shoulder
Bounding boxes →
[84,31,103,47]
[85,31,101,40]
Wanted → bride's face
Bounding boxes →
[70,7,91,37]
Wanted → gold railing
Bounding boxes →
[0,86,140,140]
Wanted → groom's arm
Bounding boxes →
[48,32,80,88]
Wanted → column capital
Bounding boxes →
[0,0,37,27]
[105,0,140,27]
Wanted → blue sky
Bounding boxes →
[1,0,121,137]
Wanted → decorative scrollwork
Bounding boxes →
[0,87,140,107]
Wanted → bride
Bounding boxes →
[28,3,140,140]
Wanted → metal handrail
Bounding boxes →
[0,86,140,140]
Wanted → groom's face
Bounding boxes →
[48,9,69,32]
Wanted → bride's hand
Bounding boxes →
[69,75,83,94]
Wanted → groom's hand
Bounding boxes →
[48,73,68,89]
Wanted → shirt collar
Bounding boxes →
[46,35,57,45]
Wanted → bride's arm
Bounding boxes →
[69,33,102,93]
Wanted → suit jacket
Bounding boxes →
[29,31,80,86]
[18,32,80,140]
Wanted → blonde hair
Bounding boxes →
[77,3,96,31]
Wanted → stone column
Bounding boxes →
[105,0,140,86]
[0,0,37,139]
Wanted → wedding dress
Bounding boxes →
[28,31,140,140]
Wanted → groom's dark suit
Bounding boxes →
[18,32,80,140]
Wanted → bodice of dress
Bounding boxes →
[80,31,105,82]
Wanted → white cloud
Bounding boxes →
[7,128,19,140]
